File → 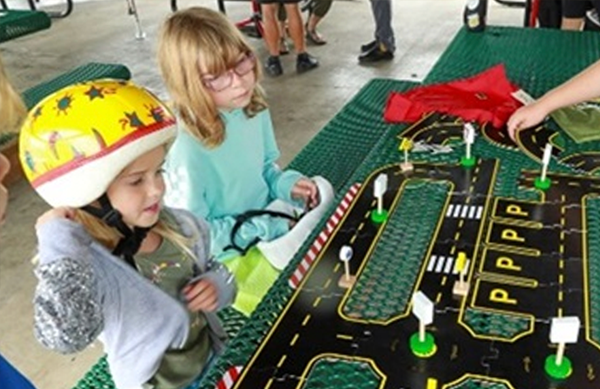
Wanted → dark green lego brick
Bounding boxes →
[344,180,449,321]
[303,359,381,389]
[463,308,531,340]
[586,197,600,344]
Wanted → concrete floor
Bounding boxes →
[0,0,522,387]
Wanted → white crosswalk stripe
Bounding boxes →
[468,206,477,219]
[453,205,461,218]
[446,204,454,217]
[427,255,437,271]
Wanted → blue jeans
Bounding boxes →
[370,0,395,52]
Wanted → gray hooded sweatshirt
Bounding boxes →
[33,208,236,389]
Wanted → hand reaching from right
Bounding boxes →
[36,207,76,229]
[507,101,549,141]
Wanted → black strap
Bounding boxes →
[82,194,150,268]
[224,209,299,256]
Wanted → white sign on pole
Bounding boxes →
[374,173,388,198]
[542,143,553,166]
[464,123,476,144]
[412,291,434,325]
[339,245,353,262]
[550,316,580,344]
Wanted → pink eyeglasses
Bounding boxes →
[202,52,256,92]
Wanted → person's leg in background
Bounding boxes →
[305,0,333,45]
[277,4,290,54]
[359,0,395,63]
[561,0,588,30]
[260,1,286,76]
[537,0,562,28]
[283,1,319,73]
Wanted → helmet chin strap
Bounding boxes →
[82,194,152,268]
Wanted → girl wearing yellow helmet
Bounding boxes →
[157,7,334,315]
[20,80,236,389]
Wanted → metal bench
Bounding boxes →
[0,9,50,43]
[22,62,131,110]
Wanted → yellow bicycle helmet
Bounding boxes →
[20,79,177,208]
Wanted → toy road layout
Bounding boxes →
[206,113,600,389]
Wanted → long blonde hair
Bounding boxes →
[158,6,267,148]
[0,56,27,136]
[73,209,196,260]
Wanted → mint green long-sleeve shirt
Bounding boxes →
[164,108,303,261]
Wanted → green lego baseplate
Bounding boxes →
[424,26,600,98]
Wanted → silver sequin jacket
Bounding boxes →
[33,208,236,389]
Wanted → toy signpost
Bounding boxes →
[461,122,476,168]
[337,245,356,288]
[535,143,553,190]
[410,291,437,358]
[371,173,389,224]
[545,316,579,379]
[399,137,414,172]
[452,251,469,297]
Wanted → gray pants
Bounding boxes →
[371,0,395,52]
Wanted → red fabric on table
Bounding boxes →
[384,64,523,128]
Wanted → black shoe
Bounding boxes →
[360,40,377,53]
[265,56,283,77]
[358,44,394,63]
[296,52,319,73]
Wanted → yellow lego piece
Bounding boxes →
[427,378,438,389]
[455,251,467,273]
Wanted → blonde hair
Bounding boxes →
[0,56,27,136]
[158,6,267,148]
[73,209,196,260]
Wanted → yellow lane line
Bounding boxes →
[302,314,311,326]
[290,334,299,346]
[277,355,287,368]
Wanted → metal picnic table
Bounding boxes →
[0,9,50,43]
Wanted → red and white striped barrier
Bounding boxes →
[289,183,361,289]
[215,366,243,389]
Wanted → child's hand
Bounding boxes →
[291,178,319,210]
[506,102,549,141]
[183,279,218,312]
[36,207,76,228]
